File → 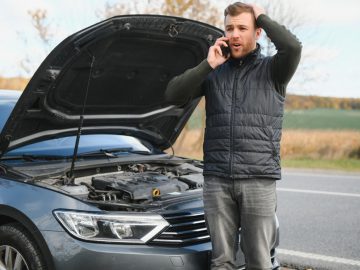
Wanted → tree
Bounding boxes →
[18,9,53,76]
[161,0,221,26]
[28,9,53,46]
[97,0,221,26]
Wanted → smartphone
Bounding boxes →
[221,41,230,58]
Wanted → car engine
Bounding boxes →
[90,171,188,201]
[56,161,204,209]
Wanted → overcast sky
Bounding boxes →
[0,0,359,98]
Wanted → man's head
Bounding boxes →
[224,2,262,58]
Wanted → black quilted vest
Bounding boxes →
[202,47,284,180]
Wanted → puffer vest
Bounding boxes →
[202,48,284,180]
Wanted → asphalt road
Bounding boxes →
[276,169,360,270]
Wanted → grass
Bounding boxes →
[282,158,360,172]
[281,130,360,159]
[188,108,360,130]
[283,109,360,130]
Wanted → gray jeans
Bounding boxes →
[203,175,277,270]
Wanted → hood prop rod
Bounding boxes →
[66,54,95,185]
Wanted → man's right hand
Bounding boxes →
[207,37,230,69]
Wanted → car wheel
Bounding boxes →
[0,223,46,270]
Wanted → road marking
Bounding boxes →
[284,172,360,180]
[278,249,360,267]
[277,188,360,198]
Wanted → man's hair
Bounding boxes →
[224,2,257,27]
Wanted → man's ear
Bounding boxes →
[255,28,262,40]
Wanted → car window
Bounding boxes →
[5,134,152,157]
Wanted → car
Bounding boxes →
[0,15,280,270]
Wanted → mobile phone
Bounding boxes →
[221,41,230,58]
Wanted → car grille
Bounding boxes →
[149,211,210,246]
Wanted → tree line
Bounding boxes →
[0,77,28,91]
[285,94,360,110]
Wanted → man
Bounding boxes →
[165,2,301,270]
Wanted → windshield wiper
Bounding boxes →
[103,147,152,155]
[0,148,152,161]
[0,154,65,161]
[77,147,152,158]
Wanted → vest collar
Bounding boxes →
[228,43,261,66]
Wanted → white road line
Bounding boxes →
[277,188,360,198]
[278,249,360,267]
[283,172,360,180]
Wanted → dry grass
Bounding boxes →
[169,129,360,161]
[281,130,360,159]
[171,129,204,160]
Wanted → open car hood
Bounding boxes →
[0,15,223,156]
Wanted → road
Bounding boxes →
[276,169,360,270]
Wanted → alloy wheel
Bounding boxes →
[0,245,29,270]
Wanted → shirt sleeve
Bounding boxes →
[256,14,302,96]
[164,59,213,104]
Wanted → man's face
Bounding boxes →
[224,12,261,58]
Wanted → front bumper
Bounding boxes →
[42,230,211,270]
[42,230,279,270]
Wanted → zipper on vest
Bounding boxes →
[229,62,242,177]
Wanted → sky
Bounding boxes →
[0,0,359,98]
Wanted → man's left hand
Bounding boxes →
[249,3,266,19]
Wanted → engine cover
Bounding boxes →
[91,172,189,201]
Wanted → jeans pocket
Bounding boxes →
[203,176,232,212]
[242,180,277,216]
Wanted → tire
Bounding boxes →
[0,223,46,270]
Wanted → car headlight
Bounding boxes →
[53,210,169,244]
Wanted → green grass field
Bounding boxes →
[188,108,360,130]
[282,158,360,172]
[283,109,360,130]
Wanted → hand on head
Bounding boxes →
[248,3,266,19]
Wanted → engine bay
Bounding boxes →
[54,161,204,210]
